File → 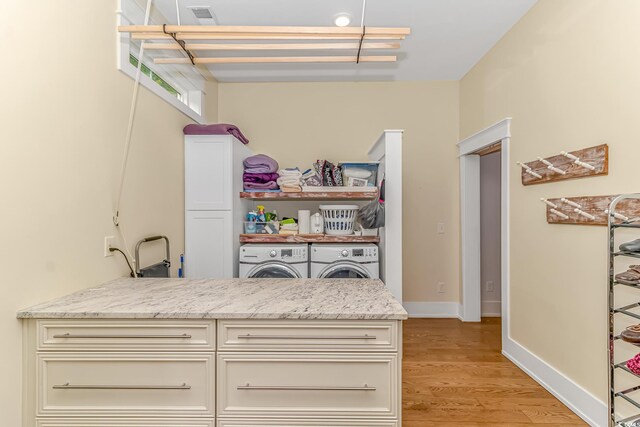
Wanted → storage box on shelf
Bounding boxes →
[340,162,380,188]
[608,194,640,427]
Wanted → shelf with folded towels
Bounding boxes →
[240,190,378,201]
[239,234,380,244]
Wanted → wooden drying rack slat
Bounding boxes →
[132,33,405,41]
[154,56,397,64]
[121,25,409,65]
[546,195,640,226]
[521,144,608,185]
[143,42,401,51]
[119,25,411,36]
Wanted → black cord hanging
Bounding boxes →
[163,23,195,65]
[356,26,366,64]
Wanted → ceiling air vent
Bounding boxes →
[190,7,213,20]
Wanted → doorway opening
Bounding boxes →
[458,118,510,347]
[480,149,502,318]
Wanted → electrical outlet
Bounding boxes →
[437,282,445,293]
[437,223,445,234]
[104,236,115,257]
[486,281,495,292]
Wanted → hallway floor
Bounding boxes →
[402,318,586,426]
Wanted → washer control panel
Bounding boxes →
[240,245,308,263]
[279,247,307,260]
[351,247,377,258]
[312,245,378,262]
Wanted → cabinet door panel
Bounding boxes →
[37,319,215,351]
[38,353,214,418]
[185,211,232,279]
[217,353,397,418]
[217,320,398,352]
[185,136,232,211]
[37,419,214,427]
[217,420,397,427]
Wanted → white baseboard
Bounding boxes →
[503,337,607,427]
[404,302,461,319]
[481,300,501,317]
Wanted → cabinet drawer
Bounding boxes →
[217,320,398,352]
[37,419,214,427]
[217,353,398,418]
[37,320,215,351]
[38,353,214,417]
[217,420,397,427]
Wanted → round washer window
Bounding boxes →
[320,263,371,279]
[248,263,300,279]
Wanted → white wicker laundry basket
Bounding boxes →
[319,205,359,235]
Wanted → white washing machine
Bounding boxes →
[239,244,308,278]
[311,244,379,279]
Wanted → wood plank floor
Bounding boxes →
[402,318,586,426]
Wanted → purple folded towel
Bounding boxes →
[183,123,249,145]
[243,172,280,183]
[244,181,279,191]
[243,154,279,174]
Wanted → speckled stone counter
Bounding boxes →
[17,278,408,320]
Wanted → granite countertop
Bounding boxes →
[17,278,408,320]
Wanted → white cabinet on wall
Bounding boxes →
[185,211,233,279]
[368,130,403,303]
[185,135,252,279]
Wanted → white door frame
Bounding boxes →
[458,118,511,343]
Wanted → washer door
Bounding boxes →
[318,261,371,279]
[247,262,302,279]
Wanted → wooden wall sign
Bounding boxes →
[520,144,608,185]
[544,195,640,226]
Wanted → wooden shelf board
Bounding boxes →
[240,234,380,244]
[240,191,378,201]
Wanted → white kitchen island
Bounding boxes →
[18,278,407,427]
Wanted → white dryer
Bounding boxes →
[239,244,308,278]
[311,244,379,279]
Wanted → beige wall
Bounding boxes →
[218,81,460,303]
[460,0,640,400]
[0,1,215,423]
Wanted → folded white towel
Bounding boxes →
[277,176,301,186]
[279,168,303,178]
[277,168,303,187]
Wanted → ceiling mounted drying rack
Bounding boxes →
[117,25,411,64]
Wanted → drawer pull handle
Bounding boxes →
[53,382,191,390]
[237,334,376,340]
[237,383,376,391]
[52,333,192,339]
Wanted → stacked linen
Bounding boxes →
[243,154,279,191]
[279,218,299,235]
[301,168,322,187]
[277,168,303,192]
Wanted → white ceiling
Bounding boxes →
[149,0,538,82]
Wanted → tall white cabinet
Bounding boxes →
[185,134,252,278]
